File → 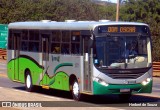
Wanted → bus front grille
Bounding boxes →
[107,72,145,79]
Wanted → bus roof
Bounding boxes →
[8,21,149,30]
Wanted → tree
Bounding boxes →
[120,0,160,61]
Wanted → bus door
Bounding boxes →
[82,36,92,93]
[13,33,21,81]
[41,34,50,85]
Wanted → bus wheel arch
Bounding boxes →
[69,74,81,101]
[24,69,34,92]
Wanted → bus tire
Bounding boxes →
[119,94,131,101]
[25,71,34,92]
[71,79,81,101]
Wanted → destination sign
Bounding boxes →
[98,25,149,33]
[108,26,136,32]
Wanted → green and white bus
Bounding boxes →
[7,20,152,100]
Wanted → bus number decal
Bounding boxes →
[120,27,136,32]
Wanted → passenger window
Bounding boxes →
[51,43,60,54]
[28,30,40,52]
[61,43,70,54]
[22,30,28,40]
[29,42,39,52]
[21,30,29,51]
[62,31,70,42]
[71,31,80,55]
[61,31,71,54]
[51,31,61,54]
[8,30,13,49]
[29,30,39,41]
[71,43,80,54]
[52,31,61,42]
[21,41,28,51]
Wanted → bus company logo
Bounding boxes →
[123,80,128,84]
[119,70,132,73]
[52,56,60,62]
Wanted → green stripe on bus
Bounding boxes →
[53,63,73,73]
[40,71,70,91]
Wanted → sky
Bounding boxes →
[110,0,118,3]
[100,0,118,3]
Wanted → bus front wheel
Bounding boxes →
[25,71,34,92]
[71,79,81,101]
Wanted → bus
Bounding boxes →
[0,24,8,49]
[7,20,152,100]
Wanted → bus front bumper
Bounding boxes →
[93,80,152,95]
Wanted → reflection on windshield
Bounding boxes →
[94,36,149,69]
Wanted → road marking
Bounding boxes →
[0,68,6,70]
[0,73,7,78]
[135,94,160,98]
[13,89,22,92]
[43,95,64,100]
[153,87,160,91]
[13,89,29,94]
[154,84,160,85]
[0,62,6,65]
[43,95,57,99]
[55,97,61,100]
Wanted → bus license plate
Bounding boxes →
[120,89,130,93]
[128,81,136,84]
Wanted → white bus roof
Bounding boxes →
[8,21,148,30]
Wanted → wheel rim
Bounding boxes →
[73,81,79,98]
[26,74,31,89]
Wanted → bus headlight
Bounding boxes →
[141,78,152,86]
[93,77,109,86]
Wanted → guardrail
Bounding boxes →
[0,49,6,60]
[153,62,160,77]
[153,62,160,72]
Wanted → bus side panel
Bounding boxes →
[39,71,69,91]
[7,50,14,80]
[18,57,43,84]
[18,52,43,85]
[39,54,82,91]
[7,52,43,84]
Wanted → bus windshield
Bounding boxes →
[94,35,149,69]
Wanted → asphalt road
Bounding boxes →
[0,60,160,110]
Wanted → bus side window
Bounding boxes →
[22,41,28,51]
[61,31,70,54]
[51,43,60,54]
[8,30,13,49]
[28,30,39,52]
[71,43,80,54]
[32,43,37,52]
[61,43,70,54]
[28,42,39,52]
[21,30,28,51]
[51,31,61,54]
[71,31,80,55]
